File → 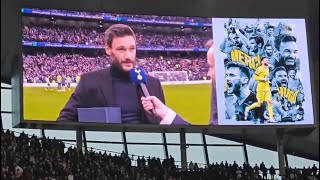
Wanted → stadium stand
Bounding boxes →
[1,130,319,180]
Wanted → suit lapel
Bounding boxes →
[145,78,155,96]
[99,67,116,107]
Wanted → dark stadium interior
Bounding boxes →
[1,0,319,179]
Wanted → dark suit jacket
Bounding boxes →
[57,67,188,125]
[171,115,188,125]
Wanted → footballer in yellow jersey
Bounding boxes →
[76,75,81,84]
[245,57,275,122]
[57,75,62,91]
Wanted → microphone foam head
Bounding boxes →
[129,67,147,85]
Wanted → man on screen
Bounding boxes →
[271,66,304,121]
[272,66,288,88]
[262,42,277,71]
[224,62,257,121]
[76,74,81,84]
[205,40,218,125]
[287,67,303,92]
[247,35,264,56]
[275,35,300,71]
[219,31,248,62]
[256,24,275,47]
[270,88,296,122]
[66,75,72,90]
[244,57,276,123]
[57,24,187,125]
[45,76,52,91]
[57,74,62,92]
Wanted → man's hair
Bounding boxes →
[105,24,136,47]
[286,66,297,73]
[275,35,297,51]
[226,62,250,79]
[264,41,273,50]
[282,24,292,32]
[249,35,264,47]
[260,56,269,62]
[273,66,287,77]
[266,25,274,30]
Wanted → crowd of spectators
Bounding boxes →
[1,130,177,180]
[1,130,319,180]
[23,26,105,46]
[23,53,209,83]
[30,9,212,23]
[23,53,108,83]
[189,161,319,180]
[113,14,211,24]
[22,26,211,49]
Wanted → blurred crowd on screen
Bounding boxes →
[22,26,211,49]
[29,9,212,24]
[23,53,209,83]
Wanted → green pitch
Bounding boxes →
[23,84,211,125]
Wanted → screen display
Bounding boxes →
[22,8,214,125]
[212,18,315,125]
[21,8,315,126]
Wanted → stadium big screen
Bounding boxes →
[21,8,315,126]
[22,8,214,125]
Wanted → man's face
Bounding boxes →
[288,70,296,79]
[225,67,243,94]
[280,41,298,66]
[228,24,236,33]
[249,39,258,53]
[275,70,288,87]
[229,33,242,47]
[227,21,236,33]
[265,46,273,56]
[105,35,136,72]
[261,58,269,66]
[266,27,274,36]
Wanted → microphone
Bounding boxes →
[130,67,157,115]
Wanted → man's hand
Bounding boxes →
[141,96,170,120]
[262,78,269,82]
